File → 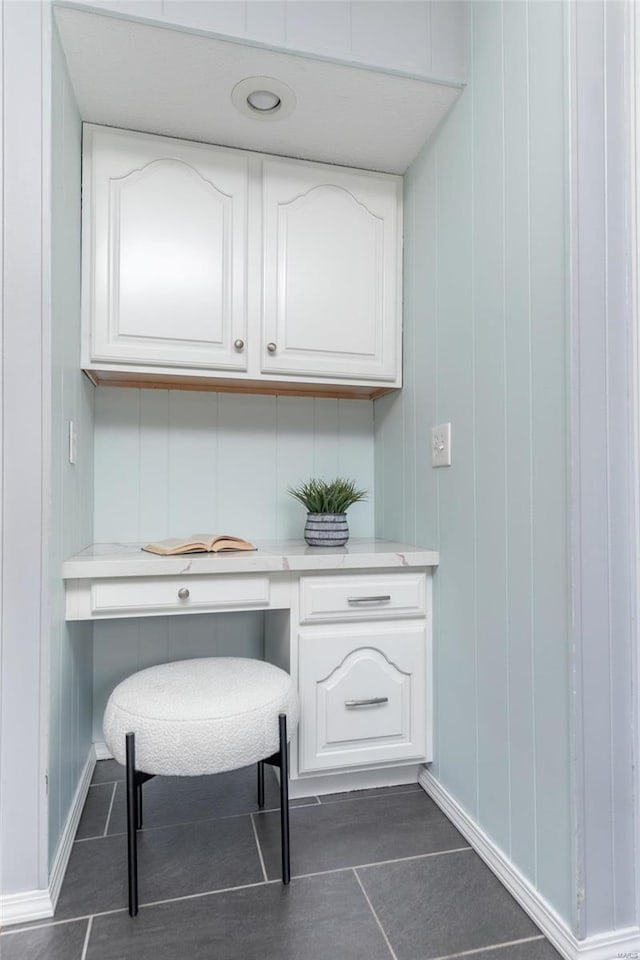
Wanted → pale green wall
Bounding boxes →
[375,1,573,925]
[49,25,95,866]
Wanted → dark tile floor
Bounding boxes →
[1,761,562,960]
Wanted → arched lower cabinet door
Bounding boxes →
[83,125,248,371]
[298,621,428,774]
[261,157,402,384]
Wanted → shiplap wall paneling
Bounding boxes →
[527,0,572,921]
[49,24,95,868]
[502,0,535,887]
[472,1,509,857]
[570,0,637,937]
[63,1,468,83]
[93,613,264,741]
[375,0,573,926]
[94,390,375,544]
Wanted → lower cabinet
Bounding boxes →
[297,619,431,774]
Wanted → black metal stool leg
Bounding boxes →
[136,782,143,830]
[257,760,265,808]
[278,714,290,885]
[125,733,139,917]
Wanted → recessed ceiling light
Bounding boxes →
[231,76,296,121]
[246,89,281,113]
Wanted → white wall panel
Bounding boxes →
[569,0,637,937]
[350,1,431,77]
[62,0,468,82]
[246,2,285,46]
[284,2,351,59]
[0,0,51,898]
[161,1,246,35]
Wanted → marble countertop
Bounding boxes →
[63,539,439,579]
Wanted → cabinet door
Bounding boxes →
[298,620,429,774]
[261,158,401,383]
[83,125,248,370]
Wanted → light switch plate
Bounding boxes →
[431,423,451,467]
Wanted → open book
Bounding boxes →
[142,534,256,556]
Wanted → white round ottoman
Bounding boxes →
[104,657,299,776]
[103,657,299,916]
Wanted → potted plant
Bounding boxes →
[288,477,367,547]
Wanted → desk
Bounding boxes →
[64,539,439,796]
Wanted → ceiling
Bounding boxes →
[54,6,462,175]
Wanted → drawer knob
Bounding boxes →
[346,595,391,604]
[177,587,190,600]
[266,342,277,353]
[234,339,245,351]
[345,697,389,708]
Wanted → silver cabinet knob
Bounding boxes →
[234,339,245,351]
[177,587,190,600]
[266,342,277,353]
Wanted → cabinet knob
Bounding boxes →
[266,342,277,353]
[234,339,245,351]
[177,587,190,600]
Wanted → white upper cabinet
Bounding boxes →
[83,125,248,372]
[261,158,401,383]
[82,125,403,398]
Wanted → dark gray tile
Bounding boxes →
[106,765,310,835]
[55,815,263,919]
[319,783,421,803]
[254,790,467,879]
[86,871,392,960]
[76,783,115,840]
[91,759,125,784]
[472,939,562,960]
[0,919,88,960]
[358,848,541,960]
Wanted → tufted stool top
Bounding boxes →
[103,657,299,777]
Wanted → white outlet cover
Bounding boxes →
[431,423,451,468]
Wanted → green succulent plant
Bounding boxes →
[288,477,367,515]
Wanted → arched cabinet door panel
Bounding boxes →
[261,158,402,384]
[83,125,248,370]
[298,621,428,773]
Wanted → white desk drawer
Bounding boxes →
[89,574,270,615]
[298,620,428,773]
[299,572,426,623]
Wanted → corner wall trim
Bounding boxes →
[418,769,640,960]
[0,746,96,928]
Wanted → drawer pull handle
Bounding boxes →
[344,697,389,708]
[347,595,391,604]
[177,587,190,600]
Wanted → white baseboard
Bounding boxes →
[0,888,54,929]
[0,746,96,929]
[419,769,640,960]
[289,763,421,799]
[49,746,96,912]
[93,741,112,761]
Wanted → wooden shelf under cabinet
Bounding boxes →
[83,368,396,401]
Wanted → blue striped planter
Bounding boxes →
[304,513,349,547]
